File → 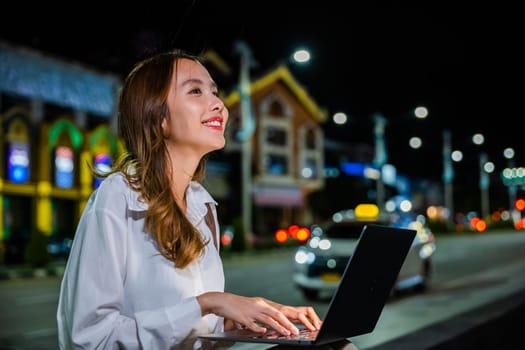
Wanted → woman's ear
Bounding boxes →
[161,117,169,138]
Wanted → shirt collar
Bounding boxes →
[125,180,217,219]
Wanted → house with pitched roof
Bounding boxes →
[221,64,328,244]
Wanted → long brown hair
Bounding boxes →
[101,50,208,268]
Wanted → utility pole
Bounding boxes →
[442,130,454,227]
[479,152,490,219]
[234,41,256,238]
[373,113,387,210]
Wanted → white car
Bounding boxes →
[292,207,436,300]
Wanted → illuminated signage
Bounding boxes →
[7,143,30,184]
[55,146,74,188]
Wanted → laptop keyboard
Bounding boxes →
[252,328,319,341]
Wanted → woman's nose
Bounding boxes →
[211,95,225,111]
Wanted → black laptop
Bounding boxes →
[199,224,416,346]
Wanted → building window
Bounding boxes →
[301,157,318,179]
[298,125,323,181]
[266,128,287,146]
[258,94,294,180]
[265,154,288,175]
[305,128,317,150]
[260,122,292,178]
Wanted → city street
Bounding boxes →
[1,230,524,349]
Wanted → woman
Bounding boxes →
[57,50,321,349]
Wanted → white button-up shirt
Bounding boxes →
[57,172,225,349]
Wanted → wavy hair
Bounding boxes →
[100,50,208,268]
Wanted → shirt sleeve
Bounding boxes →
[57,190,206,349]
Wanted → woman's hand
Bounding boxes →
[198,292,321,336]
[264,299,322,331]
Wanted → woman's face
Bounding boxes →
[162,58,229,159]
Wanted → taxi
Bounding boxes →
[292,204,436,300]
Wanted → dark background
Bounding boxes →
[1,0,523,190]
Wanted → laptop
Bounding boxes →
[199,224,416,346]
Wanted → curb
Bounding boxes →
[0,263,66,281]
[0,248,296,281]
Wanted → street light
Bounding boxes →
[291,49,311,64]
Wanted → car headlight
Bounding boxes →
[294,249,316,265]
[419,242,436,259]
[318,238,332,250]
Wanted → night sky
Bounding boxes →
[1,1,523,203]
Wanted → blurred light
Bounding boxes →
[221,231,233,246]
[311,226,323,237]
[451,150,463,162]
[440,207,451,220]
[296,227,311,241]
[469,217,487,232]
[503,147,515,159]
[469,217,480,229]
[409,136,422,149]
[318,239,331,250]
[301,167,313,178]
[292,49,311,63]
[355,203,379,220]
[419,243,436,259]
[475,219,487,232]
[427,206,448,220]
[472,133,485,145]
[288,225,300,239]
[385,200,396,212]
[399,200,413,212]
[294,249,315,264]
[483,161,495,173]
[502,167,525,186]
[333,112,348,125]
[416,214,428,225]
[332,212,344,222]
[326,259,337,268]
[500,210,510,221]
[382,164,397,186]
[364,167,381,180]
[309,236,321,248]
[323,166,340,178]
[414,106,429,119]
[516,199,525,211]
[275,229,288,243]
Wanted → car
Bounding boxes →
[292,204,436,300]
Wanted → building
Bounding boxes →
[222,64,327,245]
[0,42,328,263]
[0,41,122,264]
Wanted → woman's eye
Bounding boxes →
[189,88,202,94]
